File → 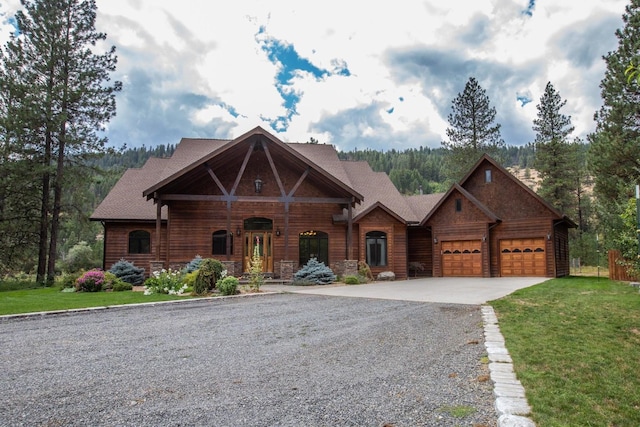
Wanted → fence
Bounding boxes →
[608,250,638,282]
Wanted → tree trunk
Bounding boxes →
[36,133,52,284]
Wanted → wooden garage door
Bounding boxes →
[442,240,482,277]
[500,238,546,277]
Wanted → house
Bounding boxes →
[91,126,575,280]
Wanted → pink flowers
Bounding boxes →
[76,269,105,292]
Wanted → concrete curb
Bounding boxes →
[481,305,536,427]
[0,291,279,321]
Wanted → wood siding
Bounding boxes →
[357,208,408,280]
[408,227,432,277]
[102,222,167,274]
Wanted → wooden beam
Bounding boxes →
[261,140,286,196]
[155,195,162,261]
[204,163,229,196]
[230,141,255,196]
[160,193,351,204]
[347,199,353,259]
[288,167,310,197]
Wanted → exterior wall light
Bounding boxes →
[276,227,281,236]
[236,227,241,236]
[254,177,263,193]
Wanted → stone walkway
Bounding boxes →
[481,305,536,427]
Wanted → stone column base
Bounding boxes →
[149,261,164,276]
[279,260,296,281]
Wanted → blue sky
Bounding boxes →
[0,0,629,151]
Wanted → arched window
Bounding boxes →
[366,231,387,267]
[299,230,329,266]
[212,230,233,255]
[128,230,150,254]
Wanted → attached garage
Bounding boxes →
[500,238,546,277]
[441,240,482,277]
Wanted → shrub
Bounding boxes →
[112,281,133,292]
[183,255,203,273]
[63,241,99,273]
[217,276,239,296]
[294,258,336,285]
[57,271,83,290]
[182,270,198,289]
[109,259,145,285]
[358,261,373,281]
[343,275,362,285]
[143,269,186,295]
[75,269,105,292]
[194,258,225,295]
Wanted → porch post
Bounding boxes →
[347,198,353,259]
[155,195,162,262]
[284,201,290,260]
[226,200,232,260]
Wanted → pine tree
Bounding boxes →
[588,0,640,255]
[442,77,505,182]
[0,0,121,283]
[532,81,576,213]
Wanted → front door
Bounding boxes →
[244,231,273,273]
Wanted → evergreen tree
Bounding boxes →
[532,81,576,213]
[588,0,640,256]
[442,77,505,182]
[0,0,121,283]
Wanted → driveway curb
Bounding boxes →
[481,305,536,427]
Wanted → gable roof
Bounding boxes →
[460,154,576,227]
[142,126,363,202]
[420,183,500,226]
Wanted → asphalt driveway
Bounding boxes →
[263,276,547,304]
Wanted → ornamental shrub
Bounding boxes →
[143,269,186,295]
[293,258,336,285]
[109,259,145,285]
[75,269,105,292]
[343,275,361,285]
[183,255,203,273]
[112,281,133,292]
[63,241,98,273]
[217,276,239,296]
[194,258,225,295]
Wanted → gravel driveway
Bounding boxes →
[0,293,496,426]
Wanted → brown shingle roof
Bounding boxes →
[91,157,169,221]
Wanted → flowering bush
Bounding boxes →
[75,269,105,292]
[143,269,187,295]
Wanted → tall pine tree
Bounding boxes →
[442,77,505,182]
[0,0,121,283]
[589,0,640,262]
[532,81,576,214]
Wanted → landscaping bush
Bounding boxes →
[112,281,133,292]
[57,271,83,290]
[108,259,145,285]
[194,258,225,295]
[358,261,373,281]
[217,276,239,296]
[63,241,99,273]
[143,269,186,295]
[293,258,336,285]
[343,275,363,285]
[75,269,105,292]
[182,255,203,273]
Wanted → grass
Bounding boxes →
[490,276,640,426]
[0,287,192,316]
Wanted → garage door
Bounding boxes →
[441,240,482,277]
[500,238,546,276]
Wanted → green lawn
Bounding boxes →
[490,276,640,426]
[0,287,192,316]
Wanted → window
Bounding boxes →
[212,230,233,255]
[128,230,150,254]
[366,231,387,267]
[485,169,492,183]
[299,230,329,266]
[455,198,462,212]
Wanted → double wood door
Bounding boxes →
[243,231,273,273]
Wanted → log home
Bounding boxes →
[91,126,575,280]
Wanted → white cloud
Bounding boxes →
[0,0,631,149]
